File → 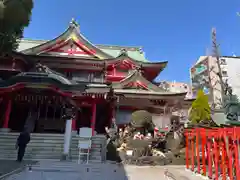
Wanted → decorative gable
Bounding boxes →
[112,69,166,92]
[41,38,96,58]
[106,49,139,70]
[123,81,149,90]
[113,59,136,70]
[21,19,113,60]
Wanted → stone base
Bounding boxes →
[71,131,77,136]
[0,128,11,132]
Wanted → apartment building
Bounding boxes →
[190,55,240,108]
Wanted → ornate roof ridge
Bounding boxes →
[19,39,143,51]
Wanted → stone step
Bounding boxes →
[0,133,106,162]
[0,154,62,160]
[0,147,102,154]
[0,132,65,137]
[0,140,104,146]
[0,154,102,162]
[0,150,101,158]
[0,141,102,146]
[0,144,64,149]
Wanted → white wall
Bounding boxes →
[222,57,240,98]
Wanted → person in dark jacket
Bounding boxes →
[15,129,30,162]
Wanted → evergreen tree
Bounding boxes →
[189,90,211,124]
[0,0,33,53]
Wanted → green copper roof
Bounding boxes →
[100,47,147,62]
[17,39,148,62]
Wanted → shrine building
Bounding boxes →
[0,20,191,134]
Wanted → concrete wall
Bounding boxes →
[221,56,240,98]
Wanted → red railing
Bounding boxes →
[185,127,240,180]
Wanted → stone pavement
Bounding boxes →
[3,161,204,180]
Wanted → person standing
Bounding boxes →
[15,129,31,162]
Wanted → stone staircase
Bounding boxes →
[0,132,107,162]
[0,132,65,160]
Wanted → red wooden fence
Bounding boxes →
[185,127,240,180]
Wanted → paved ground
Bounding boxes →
[0,160,37,176]
[2,161,204,180]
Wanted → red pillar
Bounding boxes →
[196,129,200,174]
[91,102,96,136]
[185,130,189,169]
[201,129,207,176]
[72,111,77,131]
[191,130,195,172]
[207,134,213,179]
[3,99,12,129]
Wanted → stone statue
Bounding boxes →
[223,80,240,123]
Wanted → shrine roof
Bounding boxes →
[112,70,187,98]
[17,39,148,62]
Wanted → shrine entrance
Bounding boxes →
[76,102,112,134]
[8,102,30,132]
[77,106,91,130]
[6,89,67,133]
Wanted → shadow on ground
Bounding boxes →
[0,160,37,176]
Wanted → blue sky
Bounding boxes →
[23,0,240,83]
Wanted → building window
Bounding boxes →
[220,59,227,65]
[222,70,228,77]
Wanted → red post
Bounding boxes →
[3,99,12,129]
[201,129,207,176]
[191,130,195,172]
[213,134,219,180]
[207,132,213,179]
[196,129,201,174]
[72,111,77,131]
[185,130,189,169]
[91,102,96,136]
[228,140,233,180]
[72,119,76,131]
[220,137,227,180]
[233,127,240,180]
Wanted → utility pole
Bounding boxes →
[211,28,225,107]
